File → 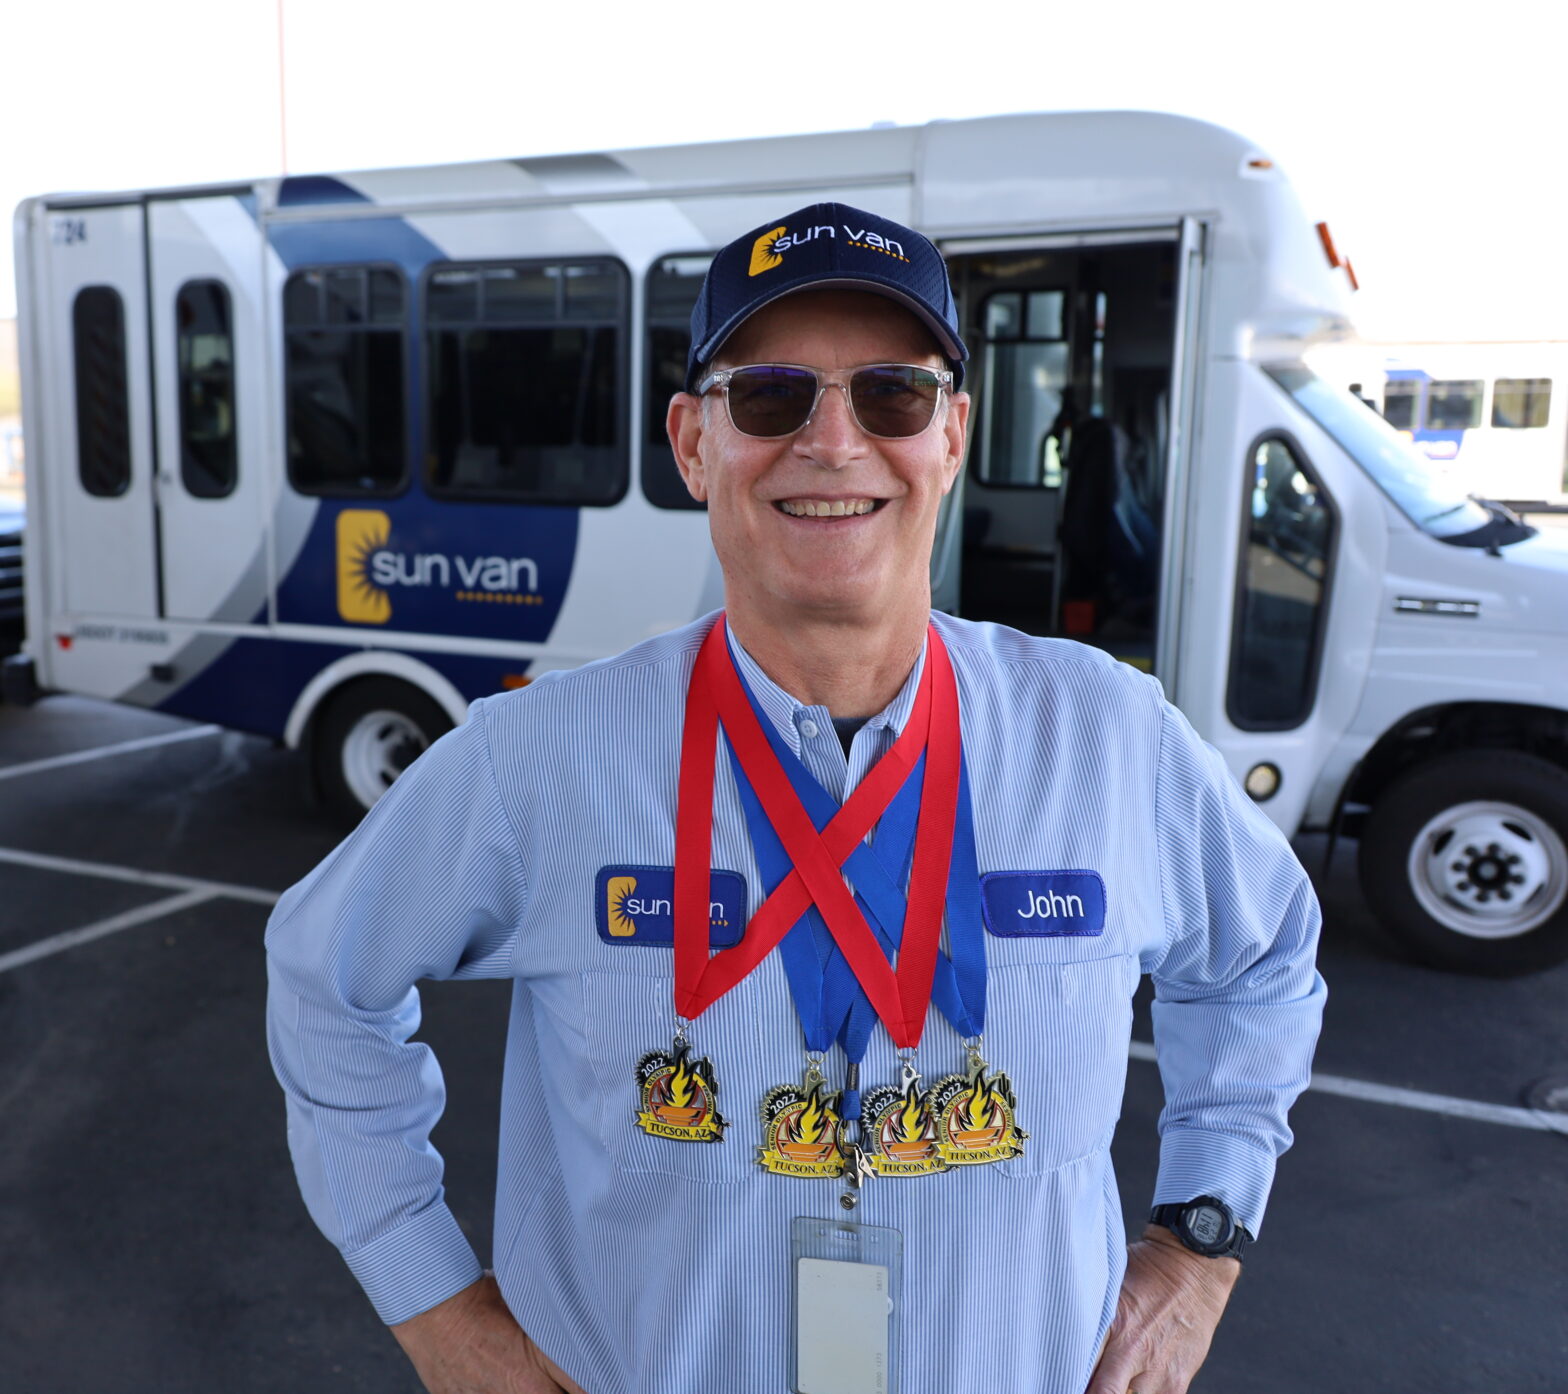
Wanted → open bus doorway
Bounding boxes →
[948,240,1178,672]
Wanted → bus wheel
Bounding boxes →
[314,678,453,822]
[1359,751,1568,975]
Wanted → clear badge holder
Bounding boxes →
[789,1215,903,1394]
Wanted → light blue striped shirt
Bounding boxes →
[265,613,1325,1393]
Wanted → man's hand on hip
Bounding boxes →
[1084,1225,1240,1394]
[391,1273,588,1394]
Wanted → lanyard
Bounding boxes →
[827,754,986,1050]
[725,668,987,1057]
[673,616,964,1051]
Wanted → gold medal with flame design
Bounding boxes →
[634,1040,726,1143]
[932,1059,1027,1166]
[756,1080,845,1177]
[861,1075,949,1177]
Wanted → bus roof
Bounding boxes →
[23,110,1353,347]
[30,110,1273,225]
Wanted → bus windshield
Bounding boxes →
[1264,364,1490,538]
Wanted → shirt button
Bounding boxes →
[799,719,819,739]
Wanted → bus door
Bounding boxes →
[943,225,1198,679]
[147,195,270,625]
[1173,354,1385,840]
[39,202,159,619]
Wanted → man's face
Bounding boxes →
[668,290,969,623]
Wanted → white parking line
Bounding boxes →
[1129,1039,1568,1135]
[0,724,222,783]
[0,888,218,974]
[0,845,280,906]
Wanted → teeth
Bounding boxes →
[778,499,877,517]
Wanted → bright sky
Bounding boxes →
[4,0,1565,341]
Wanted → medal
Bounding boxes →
[932,1042,1027,1166]
[862,1057,948,1178]
[757,1058,846,1177]
[634,1030,726,1143]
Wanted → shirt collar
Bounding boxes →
[723,619,929,757]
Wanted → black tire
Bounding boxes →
[312,678,453,824]
[1358,750,1568,976]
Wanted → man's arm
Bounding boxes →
[264,701,529,1328]
[1089,696,1326,1393]
[1144,700,1326,1232]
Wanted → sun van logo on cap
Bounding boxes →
[748,220,910,277]
[748,226,789,276]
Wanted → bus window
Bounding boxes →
[425,259,627,506]
[1380,380,1421,431]
[1228,433,1336,730]
[1425,380,1483,430]
[72,284,132,498]
[1492,378,1552,429]
[644,253,712,510]
[176,279,237,498]
[284,266,408,496]
[975,289,1069,488]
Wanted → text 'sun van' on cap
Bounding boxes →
[686,202,969,392]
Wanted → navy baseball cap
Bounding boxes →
[686,202,969,392]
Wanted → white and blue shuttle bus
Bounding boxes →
[10,111,1568,974]
[1328,342,1568,505]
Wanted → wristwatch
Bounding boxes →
[1148,1196,1251,1261]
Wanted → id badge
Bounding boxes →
[789,1216,902,1394]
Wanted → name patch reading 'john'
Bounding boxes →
[980,871,1107,938]
[595,866,747,947]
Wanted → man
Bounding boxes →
[266,203,1325,1394]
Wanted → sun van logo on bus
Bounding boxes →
[337,509,394,624]
[334,507,543,625]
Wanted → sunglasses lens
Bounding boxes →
[849,366,944,437]
[720,364,945,438]
[725,366,818,437]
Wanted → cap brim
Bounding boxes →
[692,274,967,386]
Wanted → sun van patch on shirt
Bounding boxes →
[595,865,747,946]
[980,871,1107,937]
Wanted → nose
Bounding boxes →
[792,380,869,468]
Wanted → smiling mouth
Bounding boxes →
[775,498,884,518]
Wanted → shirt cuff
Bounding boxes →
[1151,1127,1277,1238]
[343,1201,485,1326]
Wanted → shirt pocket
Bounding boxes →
[980,951,1138,1177]
[581,968,764,1184]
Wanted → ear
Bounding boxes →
[667,392,709,503]
[939,391,970,494]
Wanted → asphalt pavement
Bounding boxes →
[1,694,1565,1393]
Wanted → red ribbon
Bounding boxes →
[673,617,961,1050]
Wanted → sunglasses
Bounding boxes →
[695,363,953,440]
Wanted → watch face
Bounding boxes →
[1185,1204,1228,1248]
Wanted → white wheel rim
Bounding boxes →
[340,709,428,810]
[1406,799,1568,940]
